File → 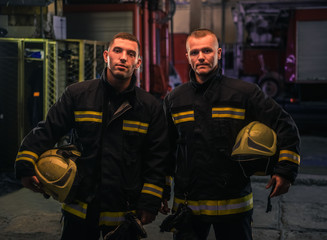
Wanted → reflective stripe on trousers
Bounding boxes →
[173,192,253,216]
[62,201,136,226]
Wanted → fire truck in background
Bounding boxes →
[228,1,327,102]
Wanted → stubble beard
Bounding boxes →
[109,66,130,82]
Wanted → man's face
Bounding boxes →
[103,38,141,80]
[186,34,222,79]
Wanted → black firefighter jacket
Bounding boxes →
[163,69,300,221]
[15,68,169,227]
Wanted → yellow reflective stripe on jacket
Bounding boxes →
[279,150,300,165]
[122,120,149,134]
[141,183,163,198]
[172,110,195,124]
[212,107,245,120]
[74,111,102,123]
[99,210,136,226]
[173,193,253,216]
[62,201,87,219]
[15,150,38,166]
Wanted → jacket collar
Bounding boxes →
[189,68,221,93]
[100,67,137,102]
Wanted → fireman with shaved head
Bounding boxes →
[161,28,300,240]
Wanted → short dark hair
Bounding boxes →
[108,32,141,56]
[188,28,217,40]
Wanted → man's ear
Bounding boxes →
[135,57,142,69]
[218,48,222,60]
[186,53,191,65]
[103,50,109,63]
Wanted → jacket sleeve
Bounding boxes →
[136,100,170,214]
[248,85,300,183]
[160,95,179,200]
[15,88,75,179]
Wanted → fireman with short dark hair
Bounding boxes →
[162,28,300,240]
[15,32,169,240]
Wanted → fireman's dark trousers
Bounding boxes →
[173,214,253,240]
[60,200,115,240]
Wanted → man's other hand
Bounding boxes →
[137,210,156,225]
[159,199,171,215]
[266,174,291,198]
[21,176,44,193]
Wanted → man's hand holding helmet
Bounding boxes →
[21,175,44,193]
[22,145,81,203]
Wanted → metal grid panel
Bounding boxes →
[57,41,70,98]
[84,42,95,80]
[96,43,106,78]
[84,40,107,80]
[44,41,57,117]
[57,39,107,86]
[65,41,80,85]
[0,38,106,171]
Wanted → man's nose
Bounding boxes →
[120,51,127,62]
[198,51,205,61]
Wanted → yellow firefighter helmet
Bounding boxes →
[35,145,81,203]
[231,121,277,177]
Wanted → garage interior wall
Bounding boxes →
[65,11,133,42]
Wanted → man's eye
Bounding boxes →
[128,52,136,57]
[114,48,121,53]
[190,51,198,56]
[203,49,212,53]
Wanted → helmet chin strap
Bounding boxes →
[266,183,275,213]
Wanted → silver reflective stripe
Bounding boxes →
[279,150,300,165]
[62,201,87,219]
[99,211,136,226]
[173,193,253,216]
[99,214,125,226]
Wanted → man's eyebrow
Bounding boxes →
[112,47,136,55]
[201,47,213,51]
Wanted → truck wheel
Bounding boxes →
[259,78,279,98]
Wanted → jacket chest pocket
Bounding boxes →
[171,109,195,141]
[211,107,246,153]
[74,111,102,137]
[122,120,148,165]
